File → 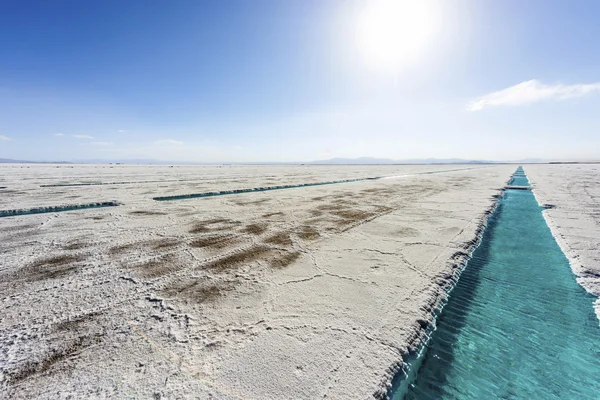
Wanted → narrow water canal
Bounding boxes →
[390,168,600,399]
[0,201,120,218]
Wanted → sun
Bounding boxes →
[356,0,440,75]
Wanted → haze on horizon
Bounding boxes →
[1,0,600,163]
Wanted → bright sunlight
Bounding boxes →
[356,0,440,75]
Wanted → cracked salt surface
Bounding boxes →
[1,163,536,399]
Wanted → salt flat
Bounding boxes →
[527,164,600,320]
[0,164,514,399]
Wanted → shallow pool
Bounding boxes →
[508,174,530,186]
[391,170,600,399]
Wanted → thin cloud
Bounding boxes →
[155,139,183,146]
[0,135,11,141]
[73,134,94,139]
[91,141,113,146]
[118,129,128,133]
[54,133,64,137]
[467,79,600,111]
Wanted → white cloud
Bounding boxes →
[54,133,64,137]
[467,79,600,111]
[0,135,11,141]
[73,134,94,139]
[118,129,128,133]
[154,139,183,146]
[91,141,113,146]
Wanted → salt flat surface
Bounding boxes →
[0,164,514,399]
[527,164,600,320]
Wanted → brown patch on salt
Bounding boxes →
[150,238,181,250]
[9,312,106,384]
[54,311,102,332]
[16,254,85,281]
[240,223,268,235]
[332,198,357,205]
[189,235,241,250]
[316,203,346,211]
[395,227,419,237]
[262,211,284,218]
[375,205,394,213]
[264,232,292,246]
[189,218,241,234]
[309,209,323,217]
[0,223,38,232]
[269,251,300,268]
[331,210,377,221]
[109,242,137,255]
[233,199,270,206]
[163,279,230,304]
[204,245,273,272]
[62,241,89,251]
[296,226,320,240]
[332,192,357,199]
[127,254,182,279]
[129,210,167,216]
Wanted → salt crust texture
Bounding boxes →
[527,164,600,321]
[0,164,515,399]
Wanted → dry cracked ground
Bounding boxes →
[1,163,535,399]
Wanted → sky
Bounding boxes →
[1,0,600,162]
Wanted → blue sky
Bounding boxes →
[1,0,600,162]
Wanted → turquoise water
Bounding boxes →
[391,170,600,399]
[508,175,530,186]
[0,201,119,218]
[508,167,529,186]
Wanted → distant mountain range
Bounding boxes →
[306,157,548,164]
[0,158,72,164]
[0,157,549,165]
[307,157,493,164]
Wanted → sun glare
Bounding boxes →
[356,0,440,75]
